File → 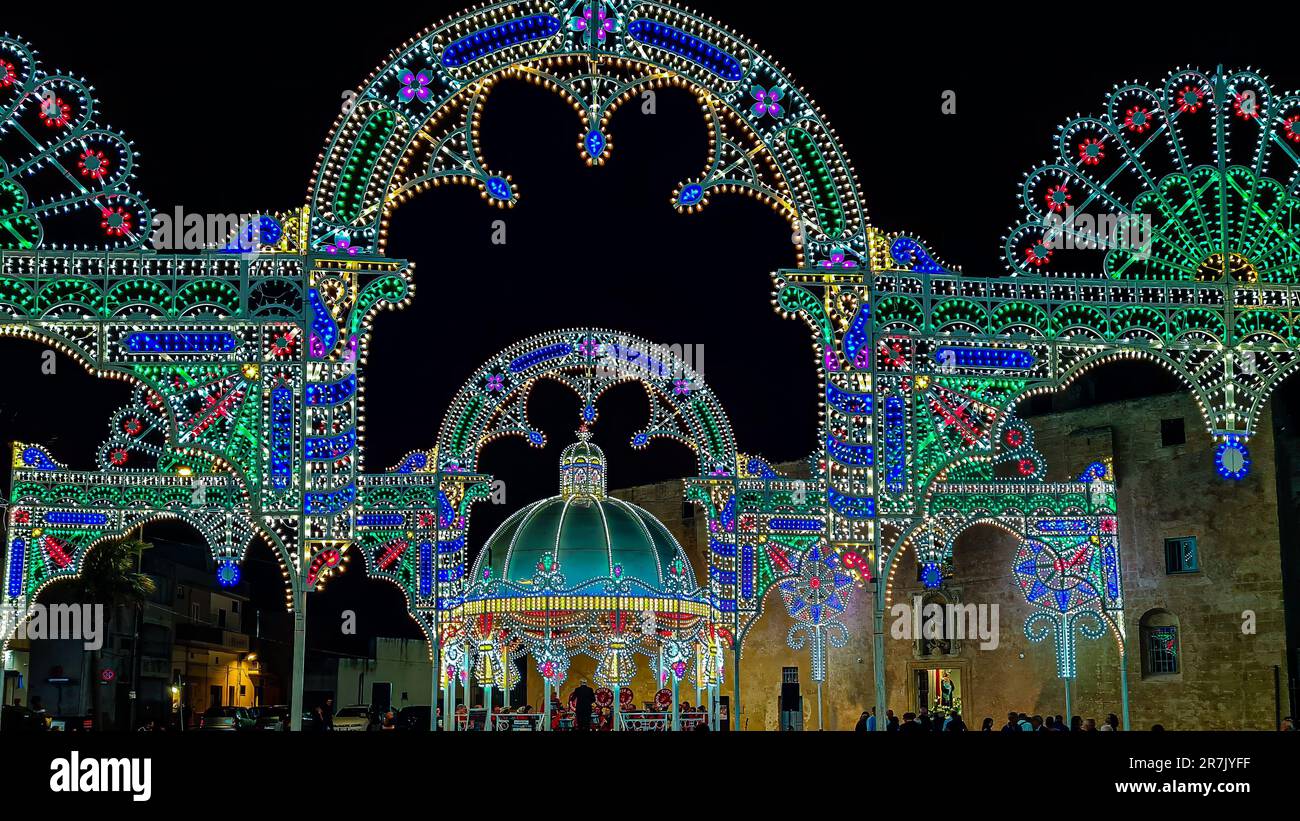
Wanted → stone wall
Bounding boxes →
[601,392,1290,730]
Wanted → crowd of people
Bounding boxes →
[855,707,1128,732]
[856,708,1300,732]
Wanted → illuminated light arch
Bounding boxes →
[353,328,745,619]
[307,0,870,263]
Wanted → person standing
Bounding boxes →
[572,680,595,732]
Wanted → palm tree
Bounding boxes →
[47,537,155,729]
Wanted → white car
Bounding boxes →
[332,705,372,731]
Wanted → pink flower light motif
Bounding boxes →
[578,338,601,357]
[571,4,617,43]
[673,379,691,395]
[399,70,433,103]
[750,85,785,118]
[820,249,858,269]
[486,374,505,392]
[326,235,359,256]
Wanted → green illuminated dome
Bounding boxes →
[470,432,695,591]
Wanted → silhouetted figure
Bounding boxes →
[898,712,923,734]
[572,680,595,732]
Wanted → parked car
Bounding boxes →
[255,706,318,731]
[199,706,255,731]
[331,705,372,731]
[0,704,48,732]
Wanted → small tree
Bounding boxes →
[48,537,156,729]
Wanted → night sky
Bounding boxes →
[1,2,1290,646]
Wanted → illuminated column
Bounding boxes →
[612,683,621,732]
[1120,651,1131,730]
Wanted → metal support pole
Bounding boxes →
[817,681,824,730]
[1064,677,1073,727]
[484,684,492,731]
[445,667,455,732]
[872,592,887,731]
[430,657,439,732]
[442,670,452,732]
[543,679,551,732]
[290,585,306,731]
[1120,651,1131,730]
[732,644,741,731]
[671,676,679,731]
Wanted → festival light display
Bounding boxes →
[0,3,1291,729]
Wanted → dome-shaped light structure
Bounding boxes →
[460,429,708,699]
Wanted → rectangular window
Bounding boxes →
[1160,418,1185,447]
[190,602,200,622]
[1164,536,1198,573]
[1147,626,1179,674]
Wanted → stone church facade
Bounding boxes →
[609,392,1292,730]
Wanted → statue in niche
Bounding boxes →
[913,588,962,658]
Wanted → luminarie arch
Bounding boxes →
[0,5,1294,729]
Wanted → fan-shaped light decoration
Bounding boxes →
[0,36,151,250]
[1007,67,1300,283]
